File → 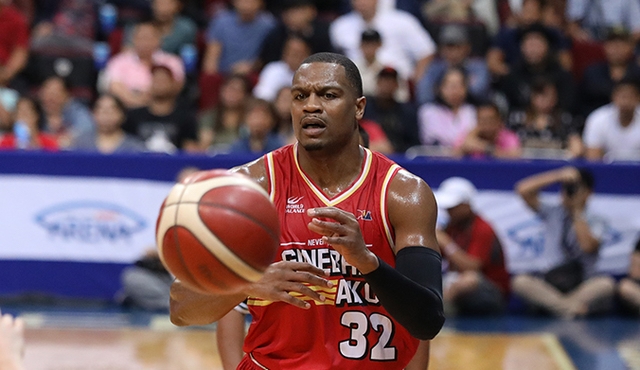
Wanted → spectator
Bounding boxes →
[422,0,500,36]
[513,167,615,319]
[496,24,576,112]
[259,0,334,66]
[0,1,29,89]
[124,64,199,153]
[358,118,394,154]
[202,0,276,76]
[353,29,411,103]
[618,238,640,316]
[330,0,436,83]
[418,66,476,148]
[487,0,571,77]
[253,34,311,102]
[0,96,58,150]
[199,74,252,152]
[229,98,285,153]
[364,66,420,153]
[454,102,521,159]
[0,85,18,132]
[105,22,185,109]
[417,24,490,105]
[120,249,174,311]
[580,27,640,116]
[38,75,95,148]
[123,0,197,55]
[583,79,640,161]
[507,79,583,158]
[434,177,510,316]
[73,94,145,154]
[273,86,295,144]
[30,0,96,54]
[566,0,640,42]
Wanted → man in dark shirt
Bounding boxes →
[125,64,199,153]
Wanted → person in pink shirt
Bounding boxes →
[104,22,185,109]
[454,102,522,159]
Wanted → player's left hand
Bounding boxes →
[307,207,379,274]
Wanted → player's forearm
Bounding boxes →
[169,280,245,326]
[363,247,445,340]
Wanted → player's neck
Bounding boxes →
[297,143,364,198]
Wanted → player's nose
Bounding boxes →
[303,93,322,113]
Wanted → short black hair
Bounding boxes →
[298,52,363,97]
[578,168,595,190]
[476,101,504,120]
[613,77,640,94]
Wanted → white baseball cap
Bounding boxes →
[434,177,477,209]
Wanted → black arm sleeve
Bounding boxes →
[362,246,445,340]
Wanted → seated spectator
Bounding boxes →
[513,167,615,319]
[618,238,640,316]
[30,0,96,55]
[273,86,295,144]
[358,118,393,154]
[120,248,173,311]
[122,0,197,56]
[105,22,185,109]
[0,85,18,132]
[259,0,334,66]
[364,67,420,153]
[580,27,640,116]
[73,94,145,153]
[454,102,521,159]
[253,34,311,102]
[202,0,276,76]
[423,0,500,36]
[487,0,571,78]
[496,24,576,112]
[124,64,198,153]
[0,96,58,150]
[0,1,29,89]
[199,74,251,152]
[566,0,640,42]
[418,66,476,148]
[417,24,490,105]
[229,98,285,154]
[353,29,410,103]
[330,0,436,83]
[38,75,95,148]
[583,79,640,161]
[507,79,583,158]
[434,177,510,316]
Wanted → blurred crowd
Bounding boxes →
[1,0,640,161]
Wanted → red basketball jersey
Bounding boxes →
[240,144,419,370]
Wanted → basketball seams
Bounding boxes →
[197,201,280,242]
[180,177,271,204]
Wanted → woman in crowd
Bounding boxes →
[0,96,58,151]
[72,94,145,154]
[229,98,284,154]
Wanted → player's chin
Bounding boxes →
[299,139,325,152]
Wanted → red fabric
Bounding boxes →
[446,215,510,295]
[359,119,389,145]
[0,5,29,65]
[0,133,60,151]
[242,144,419,370]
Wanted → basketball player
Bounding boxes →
[170,52,445,369]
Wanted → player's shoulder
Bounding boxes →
[388,167,433,204]
[231,157,268,191]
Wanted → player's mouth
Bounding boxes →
[301,117,327,136]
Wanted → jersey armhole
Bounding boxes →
[264,152,276,202]
[380,164,402,250]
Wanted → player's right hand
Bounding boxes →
[244,261,333,309]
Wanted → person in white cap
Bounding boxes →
[435,177,510,316]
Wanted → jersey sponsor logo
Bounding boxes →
[286,196,305,214]
[356,210,372,221]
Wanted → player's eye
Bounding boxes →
[294,93,306,100]
[324,93,336,99]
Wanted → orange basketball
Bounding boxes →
[156,169,280,294]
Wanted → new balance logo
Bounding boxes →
[287,196,304,205]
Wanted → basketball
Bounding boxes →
[156,169,280,294]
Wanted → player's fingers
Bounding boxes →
[307,219,347,236]
[307,207,355,224]
[281,282,326,303]
[289,271,333,288]
[278,261,329,277]
[277,293,311,309]
[13,317,24,334]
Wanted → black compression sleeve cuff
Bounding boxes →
[362,247,445,340]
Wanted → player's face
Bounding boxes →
[291,62,365,152]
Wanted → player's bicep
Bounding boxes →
[387,170,440,254]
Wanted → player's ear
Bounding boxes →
[355,96,366,120]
